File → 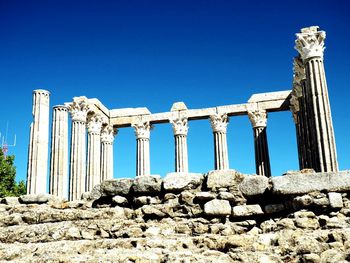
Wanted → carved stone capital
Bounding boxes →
[87,114,103,135]
[101,125,117,144]
[65,97,90,123]
[132,120,151,139]
[170,117,188,136]
[248,109,267,128]
[210,114,229,133]
[295,26,326,61]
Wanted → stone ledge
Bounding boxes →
[271,171,350,195]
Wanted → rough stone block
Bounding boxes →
[112,196,128,206]
[19,194,52,204]
[328,192,343,209]
[100,178,133,196]
[194,192,216,201]
[271,171,350,195]
[132,175,162,195]
[232,204,263,217]
[206,170,243,189]
[204,199,231,216]
[2,197,20,205]
[163,172,203,192]
[239,175,269,196]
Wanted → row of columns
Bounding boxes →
[132,109,270,178]
[291,26,338,172]
[27,95,271,201]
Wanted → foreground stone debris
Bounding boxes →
[2,171,350,262]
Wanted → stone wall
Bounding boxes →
[2,170,350,262]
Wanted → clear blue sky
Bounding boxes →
[0,0,349,183]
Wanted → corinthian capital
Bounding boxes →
[295,26,326,61]
[248,109,267,128]
[210,113,229,133]
[169,116,188,136]
[65,96,90,123]
[87,114,103,135]
[132,120,151,139]
[101,125,117,144]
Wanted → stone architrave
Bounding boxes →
[27,89,50,194]
[209,113,229,170]
[65,97,89,201]
[247,108,271,177]
[295,26,338,172]
[49,105,69,199]
[132,120,151,177]
[86,114,103,191]
[101,124,117,181]
[170,116,189,173]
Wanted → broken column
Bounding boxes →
[66,97,89,200]
[170,116,189,173]
[27,89,50,194]
[49,105,69,199]
[210,113,229,170]
[132,120,151,176]
[248,108,271,177]
[86,114,102,191]
[101,125,117,181]
[295,26,338,172]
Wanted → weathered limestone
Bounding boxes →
[132,120,151,176]
[247,108,271,177]
[170,116,189,173]
[209,113,229,170]
[101,125,117,181]
[49,105,69,199]
[295,26,338,172]
[27,89,50,194]
[66,97,90,201]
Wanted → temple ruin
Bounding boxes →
[26,26,339,201]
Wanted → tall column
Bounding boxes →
[101,125,117,181]
[27,89,50,194]
[66,97,89,201]
[248,109,271,177]
[132,120,151,177]
[86,114,102,191]
[210,113,229,170]
[295,26,338,172]
[49,105,69,199]
[170,117,189,173]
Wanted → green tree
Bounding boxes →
[0,148,26,197]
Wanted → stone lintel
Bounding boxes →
[248,90,291,103]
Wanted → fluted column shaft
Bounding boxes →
[170,117,189,173]
[27,89,50,194]
[101,125,116,181]
[248,109,271,177]
[210,114,229,170]
[132,121,151,176]
[49,105,68,198]
[86,115,102,191]
[66,97,89,201]
[295,26,338,172]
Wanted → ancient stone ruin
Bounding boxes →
[1,26,349,262]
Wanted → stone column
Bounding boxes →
[27,89,50,194]
[66,97,89,201]
[210,113,229,170]
[295,26,338,172]
[248,109,271,177]
[86,114,102,191]
[49,105,69,199]
[101,125,117,181]
[132,120,151,177]
[170,117,189,173]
